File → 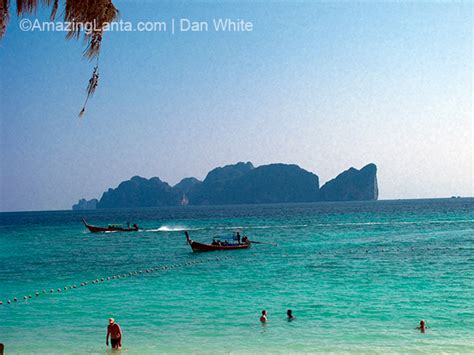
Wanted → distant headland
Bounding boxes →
[72,162,378,210]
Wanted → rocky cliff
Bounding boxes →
[72,198,98,210]
[188,162,320,205]
[97,176,181,208]
[320,163,378,201]
[74,162,378,209]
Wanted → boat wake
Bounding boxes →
[143,226,205,233]
[243,224,308,229]
[326,220,474,227]
[138,219,472,234]
[142,224,309,233]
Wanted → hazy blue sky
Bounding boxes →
[0,1,472,211]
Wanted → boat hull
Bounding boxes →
[82,219,139,233]
[185,231,250,252]
[189,240,251,252]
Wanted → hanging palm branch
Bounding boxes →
[49,0,57,20]
[0,0,9,38]
[0,0,119,117]
[79,62,99,118]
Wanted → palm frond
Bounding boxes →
[16,0,37,15]
[49,0,57,20]
[64,0,118,58]
[78,64,99,117]
[4,0,119,117]
[86,65,99,97]
[0,0,9,38]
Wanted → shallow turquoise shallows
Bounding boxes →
[1,199,473,354]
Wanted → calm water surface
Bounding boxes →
[1,199,473,353]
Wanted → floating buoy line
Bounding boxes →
[0,255,235,306]
[0,246,463,306]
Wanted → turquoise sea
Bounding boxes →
[1,199,473,354]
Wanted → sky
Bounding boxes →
[0,1,472,212]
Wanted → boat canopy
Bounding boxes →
[213,235,239,240]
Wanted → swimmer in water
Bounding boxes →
[260,310,267,323]
[287,309,295,321]
[106,318,123,349]
[417,319,427,333]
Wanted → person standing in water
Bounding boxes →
[287,309,295,321]
[106,318,123,349]
[417,319,427,333]
[260,310,268,323]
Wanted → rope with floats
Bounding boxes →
[0,255,234,306]
[0,246,457,306]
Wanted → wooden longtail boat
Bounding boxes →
[82,218,139,233]
[185,231,251,252]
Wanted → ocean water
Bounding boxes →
[0,199,473,354]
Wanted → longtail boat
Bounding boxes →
[185,231,251,252]
[82,218,139,233]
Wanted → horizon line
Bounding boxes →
[1,197,472,214]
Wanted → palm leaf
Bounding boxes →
[0,0,9,38]
[2,0,119,118]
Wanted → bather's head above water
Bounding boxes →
[418,319,427,332]
[287,309,294,319]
